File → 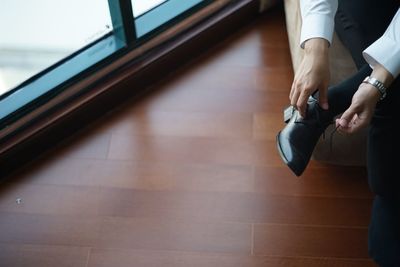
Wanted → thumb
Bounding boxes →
[337,107,357,128]
[318,87,329,110]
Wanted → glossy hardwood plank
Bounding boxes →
[205,43,292,68]
[191,23,292,70]
[156,65,260,92]
[0,213,100,246]
[253,224,369,258]
[0,213,251,253]
[12,157,371,199]
[255,67,294,92]
[104,110,253,139]
[96,188,371,226]
[253,112,284,141]
[97,217,251,253]
[0,181,370,226]
[254,165,372,198]
[108,134,282,166]
[135,86,288,114]
[0,183,100,216]
[12,158,255,193]
[0,243,89,267]
[88,249,377,267]
[13,158,254,192]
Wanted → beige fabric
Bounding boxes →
[283,0,367,166]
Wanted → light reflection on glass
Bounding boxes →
[131,0,167,17]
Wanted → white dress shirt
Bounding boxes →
[300,0,400,78]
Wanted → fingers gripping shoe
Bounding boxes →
[276,97,332,176]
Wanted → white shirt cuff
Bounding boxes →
[363,35,400,78]
[300,13,335,48]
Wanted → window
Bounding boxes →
[132,0,167,17]
[134,0,207,37]
[0,0,113,95]
[0,0,211,129]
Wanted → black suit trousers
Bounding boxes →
[328,0,400,265]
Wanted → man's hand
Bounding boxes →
[290,38,330,117]
[336,64,394,134]
[335,83,380,134]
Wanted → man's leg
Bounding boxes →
[367,119,400,265]
[331,0,400,265]
[368,196,400,266]
[367,77,400,266]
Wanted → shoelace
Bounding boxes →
[284,104,338,153]
[329,124,340,153]
[308,103,339,154]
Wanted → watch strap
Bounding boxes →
[363,76,387,100]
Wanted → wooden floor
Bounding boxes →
[1,5,377,267]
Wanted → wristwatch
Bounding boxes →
[363,76,387,100]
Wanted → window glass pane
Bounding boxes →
[133,0,205,37]
[131,0,167,17]
[0,0,113,96]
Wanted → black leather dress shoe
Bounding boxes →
[276,97,332,176]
